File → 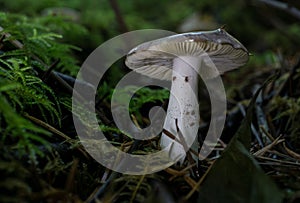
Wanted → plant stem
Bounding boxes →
[160,56,200,162]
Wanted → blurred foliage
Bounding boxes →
[2,0,300,57]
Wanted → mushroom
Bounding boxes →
[125,28,249,162]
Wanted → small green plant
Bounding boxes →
[129,87,169,114]
[107,85,169,125]
[0,12,85,75]
[0,95,51,163]
[0,11,85,164]
[0,57,60,123]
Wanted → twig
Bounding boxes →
[175,119,196,167]
[253,135,284,156]
[65,159,79,192]
[258,0,300,20]
[184,176,199,192]
[256,156,300,167]
[218,139,227,148]
[109,0,128,33]
[0,33,5,43]
[260,125,275,142]
[184,160,214,200]
[23,113,88,157]
[163,124,198,158]
[0,26,24,49]
[130,175,145,203]
[0,34,5,49]
[177,120,199,178]
[24,113,73,141]
[41,59,61,81]
[267,150,298,161]
[165,167,184,176]
[283,142,300,160]
[162,128,177,140]
[165,163,196,181]
[131,114,141,130]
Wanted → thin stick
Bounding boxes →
[65,159,79,192]
[260,125,275,142]
[109,0,128,32]
[168,163,197,181]
[175,119,196,166]
[184,160,214,200]
[259,0,300,20]
[253,135,284,156]
[282,142,300,160]
[184,176,199,192]
[24,113,89,158]
[130,175,145,203]
[41,59,61,81]
[256,156,300,166]
[24,113,72,141]
[162,128,177,140]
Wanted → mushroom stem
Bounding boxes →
[160,56,201,162]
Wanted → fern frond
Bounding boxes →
[0,57,61,125]
[0,11,84,75]
[0,95,51,164]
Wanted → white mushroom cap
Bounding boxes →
[125,28,249,80]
